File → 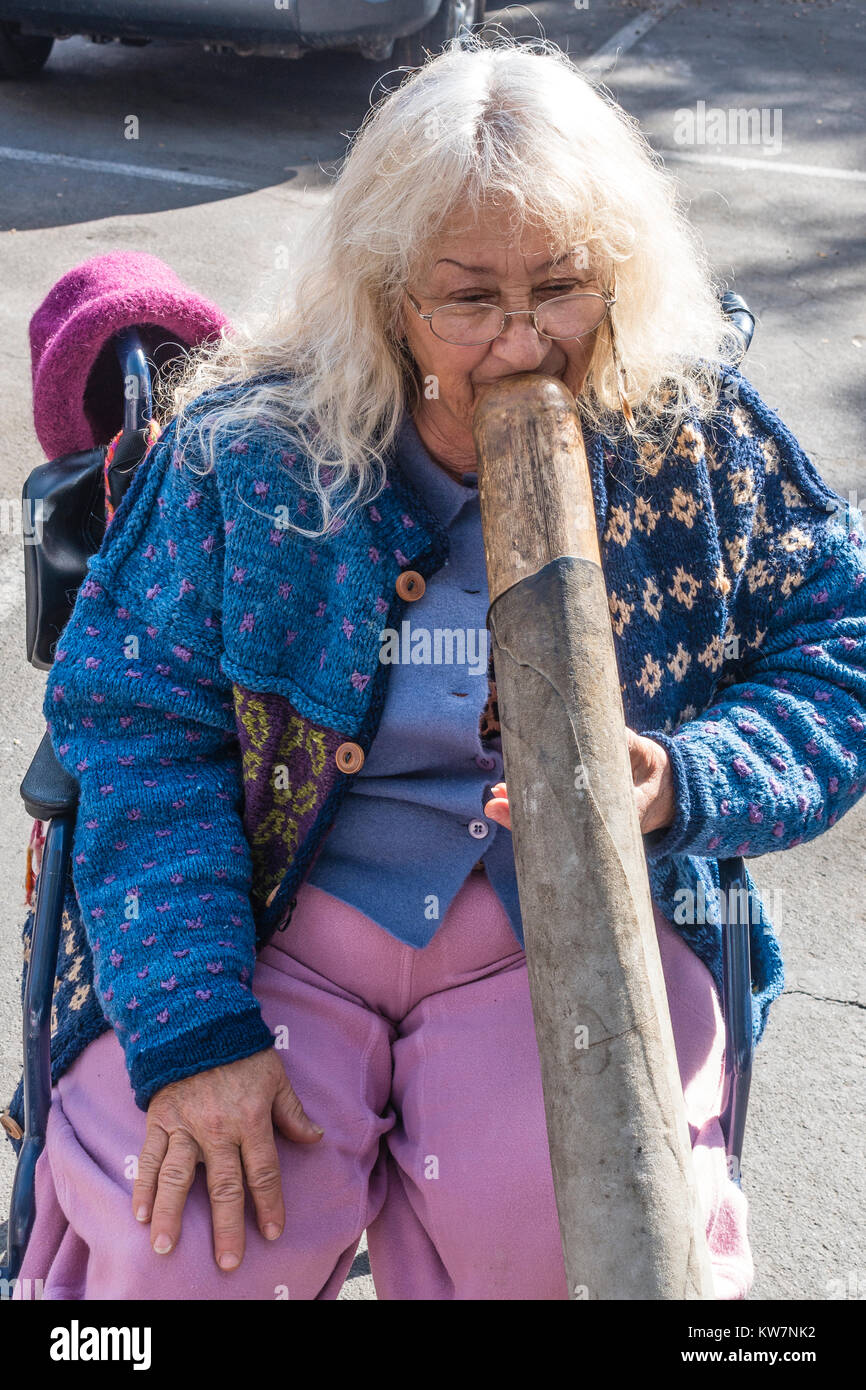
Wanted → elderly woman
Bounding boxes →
[11,36,866,1302]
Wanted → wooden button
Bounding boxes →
[336,741,365,773]
[1,1111,23,1141]
[395,570,425,601]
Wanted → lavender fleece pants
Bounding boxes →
[15,870,753,1300]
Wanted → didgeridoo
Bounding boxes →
[472,373,714,1300]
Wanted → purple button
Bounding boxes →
[475,753,496,770]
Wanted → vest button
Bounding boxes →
[0,1110,23,1141]
[336,741,365,773]
[395,570,425,601]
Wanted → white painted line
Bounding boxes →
[660,149,866,184]
[0,145,252,190]
[581,0,681,78]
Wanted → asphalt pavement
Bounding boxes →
[0,0,863,1302]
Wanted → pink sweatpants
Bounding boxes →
[15,870,753,1299]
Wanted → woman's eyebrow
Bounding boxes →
[434,255,582,274]
[434,259,496,273]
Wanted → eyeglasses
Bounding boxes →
[405,289,616,346]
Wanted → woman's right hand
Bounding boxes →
[131,1047,324,1270]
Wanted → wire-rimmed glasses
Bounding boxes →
[405,288,616,346]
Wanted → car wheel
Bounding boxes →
[394,0,487,69]
[0,22,54,78]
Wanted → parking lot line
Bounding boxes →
[0,145,252,190]
[581,0,681,79]
[661,149,866,184]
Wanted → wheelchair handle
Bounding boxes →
[115,327,153,434]
[720,291,756,363]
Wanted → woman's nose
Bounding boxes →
[492,313,552,369]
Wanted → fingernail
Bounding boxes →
[311,1123,325,1134]
[153,1234,172,1254]
[219,1252,240,1270]
[263,1223,281,1240]
[135,1205,150,1222]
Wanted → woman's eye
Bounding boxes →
[447,284,583,304]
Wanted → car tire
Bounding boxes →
[0,22,54,78]
[393,0,487,69]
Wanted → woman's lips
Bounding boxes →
[474,367,565,387]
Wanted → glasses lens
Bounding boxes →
[535,293,609,339]
[430,303,505,345]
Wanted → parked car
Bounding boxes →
[0,0,487,77]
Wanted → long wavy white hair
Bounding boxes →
[162,31,739,539]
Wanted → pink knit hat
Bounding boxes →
[29,251,230,459]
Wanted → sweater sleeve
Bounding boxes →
[44,411,274,1109]
[640,382,866,863]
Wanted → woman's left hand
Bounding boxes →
[483,728,677,835]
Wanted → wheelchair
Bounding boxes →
[0,294,759,1284]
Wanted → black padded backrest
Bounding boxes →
[23,446,107,671]
[22,427,153,671]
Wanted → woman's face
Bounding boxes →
[400,207,605,473]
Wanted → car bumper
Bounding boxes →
[0,0,443,47]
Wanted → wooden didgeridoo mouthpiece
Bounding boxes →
[472,372,601,604]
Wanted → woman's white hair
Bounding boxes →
[164,31,740,539]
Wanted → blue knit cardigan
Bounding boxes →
[6,365,866,1138]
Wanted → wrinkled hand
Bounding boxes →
[483,728,677,835]
[132,1047,324,1271]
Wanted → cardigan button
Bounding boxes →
[395,570,425,601]
[0,1110,23,1141]
[265,882,281,908]
[336,741,365,773]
